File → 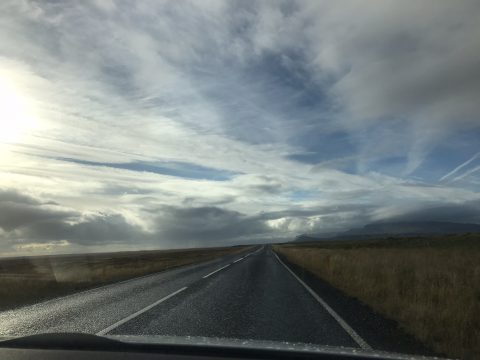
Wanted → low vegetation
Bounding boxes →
[274,233,480,359]
[0,246,248,310]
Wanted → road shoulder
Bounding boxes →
[274,251,439,357]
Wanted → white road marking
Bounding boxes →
[202,264,230,279]
[96,247,256,335]
[203,247,257,278]
[96,287,188,335]
[273,252,372,350]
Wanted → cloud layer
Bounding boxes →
[0,0,479,255]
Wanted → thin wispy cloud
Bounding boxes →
[439,152,480,182]
[0,0,479,255]
[451,166,480,183]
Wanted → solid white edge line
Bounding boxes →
[272,252,372,350]
[202,264,230,279]
[233,258,243,263]
[96,287,188,336]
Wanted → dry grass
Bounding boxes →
[0,246,248,310]
[274,234,480,359]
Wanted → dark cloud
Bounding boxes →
[385,201,480,224]
[0,189,145,247]
[0,189,75,232]
[246,176,284,195]
[19,213,145,245]
[0,190,270,249]
[1,186,480,254]
[181,196,236,207]
[151,205,271,246]
[0,189,41,205]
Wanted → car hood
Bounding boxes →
[0,333,448,360]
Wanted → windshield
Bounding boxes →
[0,1,479,359]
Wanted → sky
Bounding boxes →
[0,0,479,256]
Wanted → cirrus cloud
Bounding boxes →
[0,0,479,255]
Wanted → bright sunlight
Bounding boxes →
[0,73,37,143]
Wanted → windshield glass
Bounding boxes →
[0,1,479,359]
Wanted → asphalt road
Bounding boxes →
[0,245,411,352]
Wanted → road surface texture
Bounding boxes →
[0,246,434,356]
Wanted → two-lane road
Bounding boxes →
[0,246,367,350]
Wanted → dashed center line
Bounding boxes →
[96,286,188,336]
[97,247,259,336]
[202,264,230,279]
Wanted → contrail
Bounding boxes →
[439,152,479,182]
[451,165,480,183]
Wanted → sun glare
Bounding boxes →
[0,74,37,144]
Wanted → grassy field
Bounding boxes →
[273,233,480,359]
[0,246,249,310]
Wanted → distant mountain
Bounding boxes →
[344,221,480,236]
[296,221,480,242]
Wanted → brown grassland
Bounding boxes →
[0,246,248,310]
[273,234,480,359]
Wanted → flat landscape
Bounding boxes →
[1,236,477,358]
[274,233,480,359]
[0,245,248,310]
[0,245,440,359]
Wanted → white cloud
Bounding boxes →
[0,0,479,254]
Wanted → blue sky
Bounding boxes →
[0,0,479,255]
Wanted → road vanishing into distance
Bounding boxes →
[0,246,433,356]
